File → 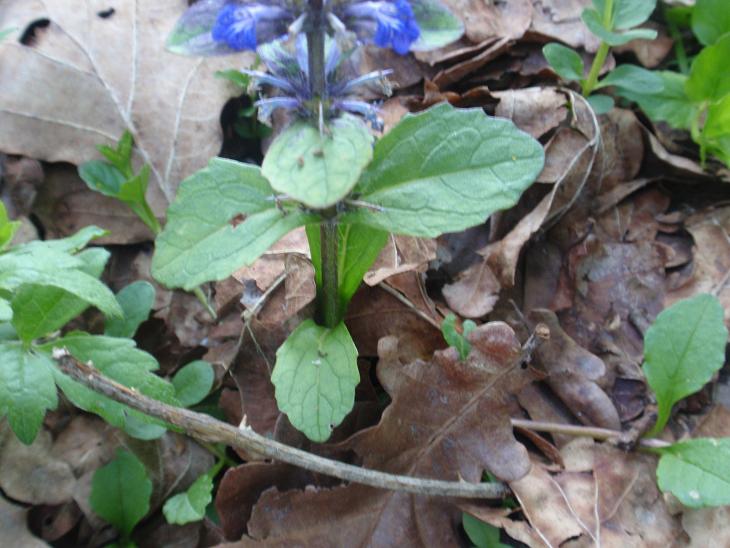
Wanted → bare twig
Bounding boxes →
[53,351,508,499]
[511,418,671,449]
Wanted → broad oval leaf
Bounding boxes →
[172,360,214,407]
[104,281,156,339]
[90,449,152,536]
[686,34,730,102]
[543,43,584,82]
[163,472,214,525]
[0,343,57,445]
[271,320,359,442]
[341,103,544,237]
[643,294,728,436]
[593,0,657,30]
[596,64,664,93]
[656,438,730,507]
[262,114,374,209]
[152,158,315,289]
[691,0,730,46]
[411,0,464,51]
[619,71,696,130]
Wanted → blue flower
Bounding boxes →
[342,0,420,55]
[211,2,293,51]
[247,36,391,128]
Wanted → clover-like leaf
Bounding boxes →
[655,438,730,507]
[272,320,359,442]
[341,103,544,237]
[643,294,728,436]
[262,114,373,209]
[152,158,316,289]
[90,449,152,537]
[163,471,214,525]
[543,43,584,81]
[0,342,57,444]
[410,0,464,51]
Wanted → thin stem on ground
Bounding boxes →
[54,351,509,499]
[581,0,613,96]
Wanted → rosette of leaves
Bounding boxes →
[542,0,663,114]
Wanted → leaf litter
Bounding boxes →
[2,0,730,546]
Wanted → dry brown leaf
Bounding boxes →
[598,109,645,192]
[432,37,510,88]
[666,205,730,327]
[493,87,568,139]
[681,507,730,548]
[442,259,500,318]
[0,496,48,548]
[364,235,436,286]
[613,23,673,68]
[0,423,75,505]
[0,0,246,215]
[442,0,532,43]
[529,0,600,52]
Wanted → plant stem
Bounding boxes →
[320,215,340,327]
[582,0,613,96]
[55,352,509,499]
[307,0,340,328]
[511,419,671,449]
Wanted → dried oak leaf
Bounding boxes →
[0,496,47,548]
[441,0,532,43]
[239,323,535,546]
[0,0,246,216]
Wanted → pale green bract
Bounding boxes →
[656,438,730,507]
[340,103,545,237]
[262,114,374,209]
[152,158,316,289]
[272,320,359,442]
[643,294,728,436]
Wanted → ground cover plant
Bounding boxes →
[2,0,730,546]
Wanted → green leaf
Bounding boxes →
[0,298,11,322]
[462,513,509,548]
[692,0,730,45]
[105,281,156,338]
[152,158,316,290]
[12,248,110,342]
[442,314,477,361]
[0,201,21,249]
[261,114,374,209]
[90,449,152,537]
[582,8,657,45]
[686,34,730,102]
[163,472,214,525]
[410,0,464,51]
[596,64,664,93]
[619,71,697,129]
[340,103,544,238]
[701,94,730,167]
[0,343,57,444]
[79,160,127,196]
[40,333,176,439]
[172,360,214,407]
[215,69,252,88]
[306,223,388,321]
[655,438,730,507]
[0,27,17,41]
[543,43,584,81]
[272,320,359,442]
[593,0,657,30]
[587,94,615,114]
[117,166,161,234]
[643,294,728,436]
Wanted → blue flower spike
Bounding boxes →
[343,0,420,55]
[212,2,293,50]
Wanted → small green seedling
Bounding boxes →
[442,313,477,360]
[543,0,663,113]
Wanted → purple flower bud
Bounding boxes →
[211,3,293,51]
[343,0,420,55]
